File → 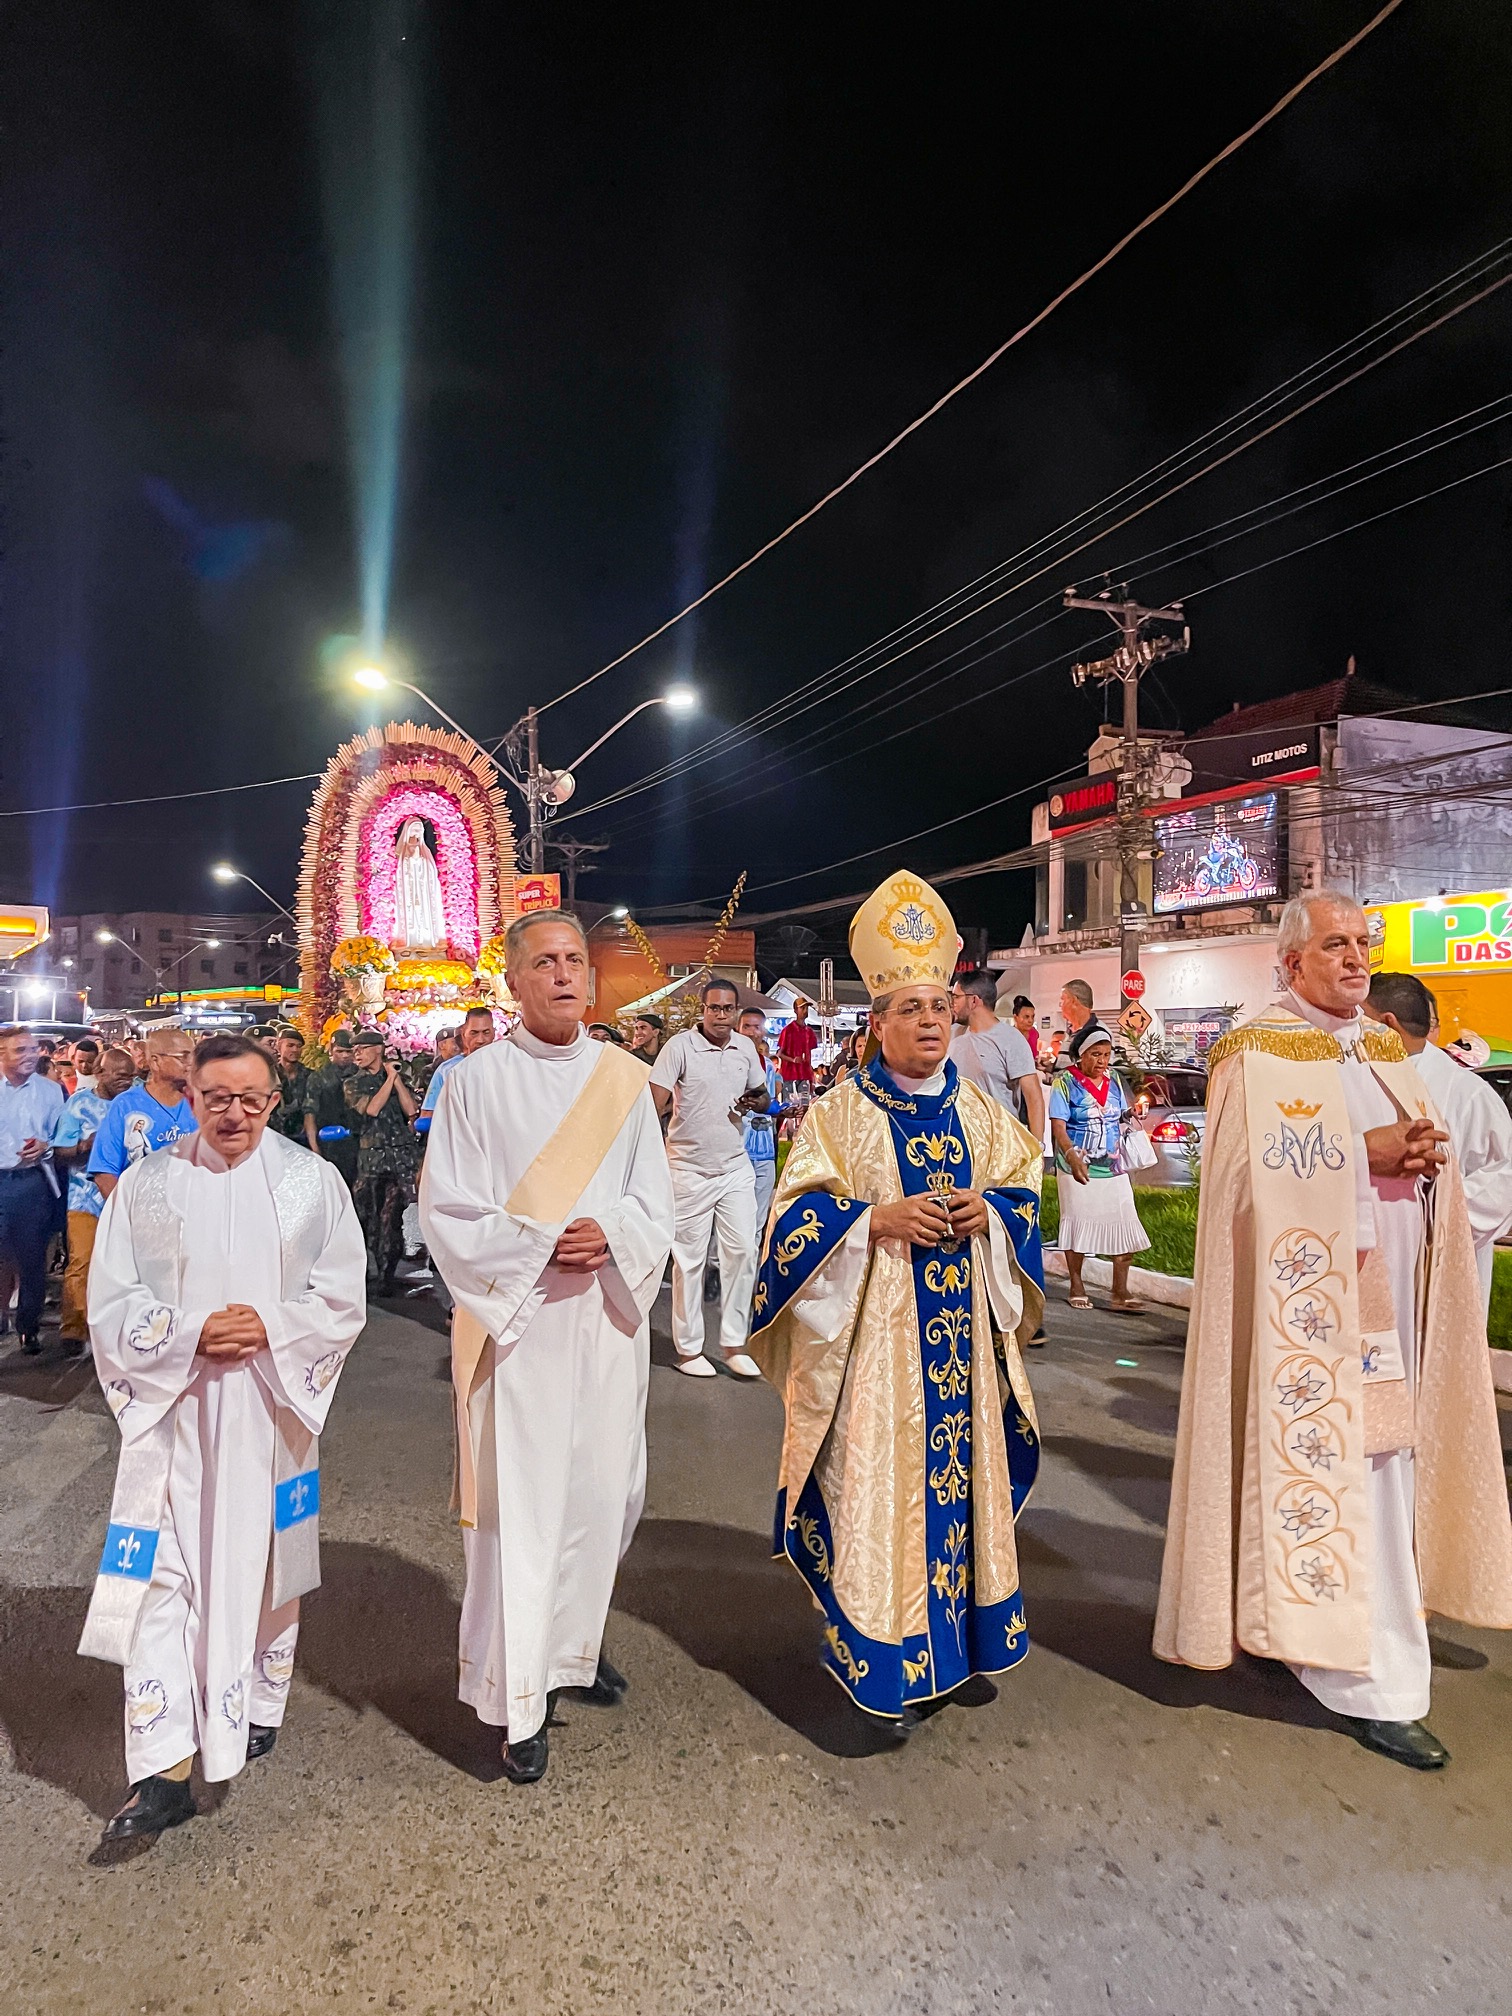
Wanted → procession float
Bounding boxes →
[296,721,549,1053]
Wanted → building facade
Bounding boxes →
[29,912,288,1013]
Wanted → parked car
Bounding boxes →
[1124,1065,1208,1188]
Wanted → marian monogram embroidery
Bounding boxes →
[1262,1099,1345,1180]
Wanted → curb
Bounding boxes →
[1043,1248,1193,1310]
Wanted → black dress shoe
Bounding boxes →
[245,1724,278,1760]
[19,1332,41,1356]
[101,1774,196,1842]
[578,1656,628,1707]
[58,1336,85,1359]
[502,1728,549,1784]
[1346,1717,1449,1769]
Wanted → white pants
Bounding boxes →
[670,1162,757,1358]
[751,1157,776,1247]
[1293,1447,1431,1723]
[124,1518,299,1783]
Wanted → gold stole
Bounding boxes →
[451,1043,649,1526]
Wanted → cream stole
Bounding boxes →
[451,1042,650,1526]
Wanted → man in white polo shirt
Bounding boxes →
[650,979,770,1380]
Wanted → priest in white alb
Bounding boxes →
[1156,893,1512,1770]
[420,909,675,1785]
[83,1033,366,1846]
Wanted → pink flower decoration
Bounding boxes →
[360,786,481,959]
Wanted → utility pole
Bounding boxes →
[549,835,609,909]
[525,705,543,873]
[1062,584,1189,999]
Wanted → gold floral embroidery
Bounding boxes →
[924,1307,971,1399]
[924,1255,971,1296]
[773,1209,824,1276]
[823,1624,869,1686]
[902,1647,930,1687]
[930,1520,971,1630]
[1003,1605,1026,1653]
[928,1411,971,1505]
[1010,1199,1036,1228]
[905,1131,964,1172]
[794,1513,831,1582]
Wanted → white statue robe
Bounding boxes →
[1411,1040,1512,1312]
[1281,992,1432,1723]
[83,1131,366,1782]
[419,1025,675,1743]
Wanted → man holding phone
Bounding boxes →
[0,1025,66,1355]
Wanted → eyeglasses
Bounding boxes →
[197,1087,280,1116]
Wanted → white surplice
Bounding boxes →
[88,1131,366,1782]
[1411,1040,1512,1313]
[419,1024,675,1742]
[1280,993,1431,1723]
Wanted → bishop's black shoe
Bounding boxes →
[502,1728,549,1785]
[1345,1717,1449,1770]
[101,1774,196,1843]
[245,1724,278,1761]
[578,1655,628,1707]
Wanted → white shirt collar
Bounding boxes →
[509,1020,590,1061]
[891,1066,947,1096]
[1283,986,1364,1040]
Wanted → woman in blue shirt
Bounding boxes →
[1048,1021,1149,1312]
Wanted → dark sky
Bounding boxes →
[4,0,1511,955]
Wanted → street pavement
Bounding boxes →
[2,1277,1511,2015]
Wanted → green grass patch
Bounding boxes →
[1489,1249,1512,1350]
[1041,1172,1199,1278]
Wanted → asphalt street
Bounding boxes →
[2,1276,1510,2015]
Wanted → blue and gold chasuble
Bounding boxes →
[751,1058,1044,1718]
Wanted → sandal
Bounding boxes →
[1108,1298,1143,1314]
[1068,1295,1093,1311]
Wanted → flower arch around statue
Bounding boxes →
[297,722,523,1052]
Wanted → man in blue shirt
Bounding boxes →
[0,1024,66,1354]
[419,1005,495,1119]
[88,1028,197,1201]
[52,1044,135,1356]
[737,1008,782,1239]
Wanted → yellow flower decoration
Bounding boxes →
[330,935,395,977]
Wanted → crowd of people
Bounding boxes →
[7,874,1512,1850]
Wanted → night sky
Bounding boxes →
[4,1,1511,957]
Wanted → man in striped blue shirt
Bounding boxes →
[0,1025,65,1354]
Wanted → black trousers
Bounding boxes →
[0,1168,60,1337]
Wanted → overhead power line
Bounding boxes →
[569,238,1512,826]
[537,0,1405,721]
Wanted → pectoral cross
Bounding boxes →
[927,1171,960,1252]
[117,1531,141,1573]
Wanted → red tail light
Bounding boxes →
[1149,1119,1190,1142]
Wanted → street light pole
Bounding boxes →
[526,704,543,873]
[210,865,299,928]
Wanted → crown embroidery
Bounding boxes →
[1278,1098,1322,1120]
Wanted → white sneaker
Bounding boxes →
[676,1355,718,1379]
[721,1351,762,1380]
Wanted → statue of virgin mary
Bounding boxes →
[393,817,448,952]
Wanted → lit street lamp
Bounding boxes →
[210,863,299,927]
[351,665,698,874]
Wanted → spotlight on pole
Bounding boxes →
[663,685,697,714]
[211,863,238,884]
[353,666,388,691]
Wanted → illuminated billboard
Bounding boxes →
[1153,792,1282,916]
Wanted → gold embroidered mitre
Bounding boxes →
[849,871,961,1000]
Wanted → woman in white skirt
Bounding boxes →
[1048,1021,1149,1312]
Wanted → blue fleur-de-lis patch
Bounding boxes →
[100,1523,158,1581]
[274,1470,320,1530]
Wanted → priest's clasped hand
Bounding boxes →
[869,1189,989,1249]
[1365,1116,1449,1180]
[197,1304,270,1360]
[553,1218,610,1270]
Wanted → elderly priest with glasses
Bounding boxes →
[750,872,1045,1730]
[82,1033,366,1847]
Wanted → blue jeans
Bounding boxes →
[0,1168,60,1338]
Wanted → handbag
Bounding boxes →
[1118,1119,1158,1173]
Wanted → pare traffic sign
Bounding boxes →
[1121,970,1146,1000]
